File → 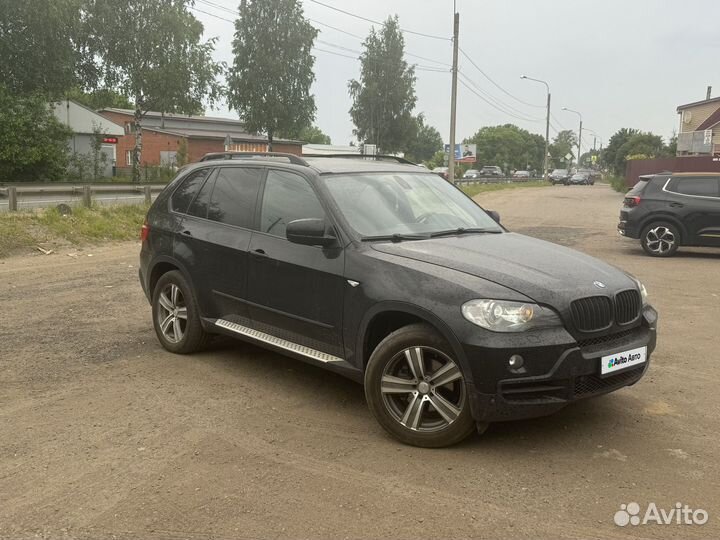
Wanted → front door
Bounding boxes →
[246,168,345,358]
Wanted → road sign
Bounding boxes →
[591,154,598,164]
[565,152,573,160]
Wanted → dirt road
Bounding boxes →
[1,184,718,539]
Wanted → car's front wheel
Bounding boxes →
[364,324,479,448]
[152,270,210,353]
[641,222,680,257]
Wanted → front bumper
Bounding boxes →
[463,308,657,423]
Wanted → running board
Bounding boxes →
[215,319,344,364]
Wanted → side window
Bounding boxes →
[260,170,325,238]
[207,167,263,228]
[670,178,720,197]
[171,169,211,213]
[187,173,215,219]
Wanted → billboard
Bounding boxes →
[444,143,477,163]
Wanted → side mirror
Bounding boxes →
[286,218,336,247]
[487,210,501,224]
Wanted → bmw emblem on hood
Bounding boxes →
[593,280,606,289]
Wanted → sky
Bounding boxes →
[191,0,720,153]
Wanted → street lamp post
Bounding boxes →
[562,107,583,169]
[521,75,551,182]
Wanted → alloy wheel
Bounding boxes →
[156,283,188,343]
[645,226,676,255]
[380,346,466,432]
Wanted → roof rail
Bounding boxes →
[303,153,419,165]
[199,151,309,166]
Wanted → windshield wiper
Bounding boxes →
[428,227,502,238]
[361,233,430,242]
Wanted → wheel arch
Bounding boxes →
[357,302,470,380]
[147,256,195,299]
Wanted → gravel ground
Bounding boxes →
[1,184,718,539]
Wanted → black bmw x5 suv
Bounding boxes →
[618,172,720,256]
[140,152,657,447]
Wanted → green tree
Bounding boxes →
[465,124,545,172]
[298,125,332,145]
[603,128,639,175]
[0,86,73,182]
[425,150,446,169]
[66,88,134,110]
[549,130,578,168]
[0,0,91,98]
[349,16,417,154]
[228,0,318,150]
[86,0,222,182]
[405,115,442,163]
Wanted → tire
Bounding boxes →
[364,323,479,448]
[152,270,210,353]
[640,222,680,257]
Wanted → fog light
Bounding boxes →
[508,355,524,369]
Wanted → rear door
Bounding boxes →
[246,168,345,358]
[665,176,720,246]
[174,166,264,321]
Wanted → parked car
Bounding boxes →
[549,169,570,185]
[139,152,657,447]
[569,172,592,185]
[618,172,720,257]
[432,166,449,181]
[480,165,504,178]
[512,170,530,179]
[462,169,481,179]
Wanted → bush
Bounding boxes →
[0,86,73,182]
[608,175,628,193]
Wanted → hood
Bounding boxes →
[370,232,636,308]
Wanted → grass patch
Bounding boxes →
[0,203,149,258]
[460,180,550,198]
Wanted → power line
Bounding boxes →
[196,0,236,16]
[458,47,545,109]
[306,0,450,41]
[458,71,544,123]
[458,77,545,124]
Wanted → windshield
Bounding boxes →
[322,172,502,238]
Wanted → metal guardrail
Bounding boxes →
[455,177,544,185]
[0,183,167,211]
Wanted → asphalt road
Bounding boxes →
[1,184,718,539]
[0,193,156,211]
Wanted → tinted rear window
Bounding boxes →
[171,169,211,213]
[669,177,719,197]
[207,167,263,228]
[626,179,650,196]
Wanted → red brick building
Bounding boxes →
[98,109,303,170]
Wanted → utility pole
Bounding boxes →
[578,120,583,168]
[544,92,551,181]
[521,75,551,181]
[447,11,459,183]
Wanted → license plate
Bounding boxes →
[601,346,647,375]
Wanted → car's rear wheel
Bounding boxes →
[641,222,680,257]
[364,324,479,448]
[152,270,210,353]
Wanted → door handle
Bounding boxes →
[669,202,684,208]
[181,230,192,236]
[251,248,268,258]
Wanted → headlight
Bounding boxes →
[461,299,563,332]
[637,280,648,305]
